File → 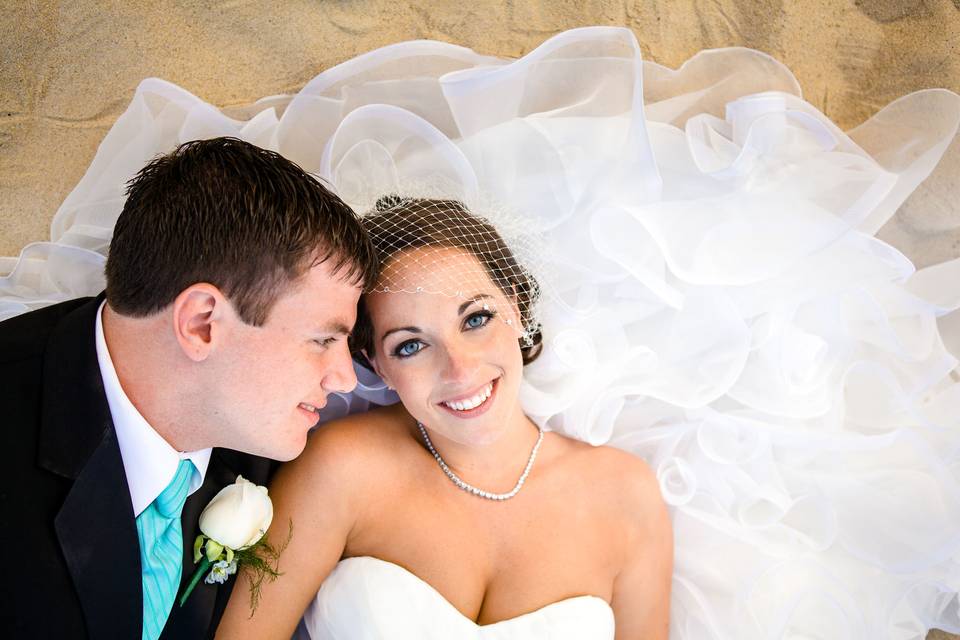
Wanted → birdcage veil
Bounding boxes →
[355,188,553,362]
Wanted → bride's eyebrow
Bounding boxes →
[458,293,492,315]
[380,325,420,344]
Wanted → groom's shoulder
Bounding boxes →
[0,297,96,365]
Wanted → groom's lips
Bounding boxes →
[298,401,325,423]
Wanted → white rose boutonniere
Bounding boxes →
[178,475,292,614]
[199,475,274,550]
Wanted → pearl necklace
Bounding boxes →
[416,421,544,501]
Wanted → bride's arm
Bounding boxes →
[610,459,673,640]
[215,416,369,639]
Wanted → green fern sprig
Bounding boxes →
[237,518,293,616]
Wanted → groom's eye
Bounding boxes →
[312,337,339,348]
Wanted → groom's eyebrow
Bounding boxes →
[321,321,353,336]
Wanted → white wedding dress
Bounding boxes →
[292,557,614,639]
[3,27,959,640]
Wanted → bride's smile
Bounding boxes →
[437,376,499,417]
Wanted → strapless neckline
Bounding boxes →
[343,556,612,626]
[296,555,616,639]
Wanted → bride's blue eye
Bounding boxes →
[464,310,495,330]
[394,340,424,358]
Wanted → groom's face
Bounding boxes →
[210,260,362,460]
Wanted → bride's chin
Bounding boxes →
[444,428,510,449]
[417,410,502,447]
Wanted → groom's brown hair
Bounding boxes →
[105,137,377,325]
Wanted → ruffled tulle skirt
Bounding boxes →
[3,26,959,640]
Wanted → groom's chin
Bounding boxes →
[233,428,310,462]
[283,424,317,460]
[262,433,310,462]
[273,443,307,462]
[224,411,317,461]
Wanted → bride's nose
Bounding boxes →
[438,343,481,385]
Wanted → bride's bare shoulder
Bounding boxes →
[551,432,666,526]
[268,405,419,519]
[289,404,416,476]
[552,432,655,480]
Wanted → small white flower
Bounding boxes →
[204,559,238,585]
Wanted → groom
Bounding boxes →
[1,138,377,639]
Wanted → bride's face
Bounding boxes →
[365,246,526,447]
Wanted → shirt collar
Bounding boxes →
[95,301,212,516]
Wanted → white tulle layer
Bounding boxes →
[3,26,959,640]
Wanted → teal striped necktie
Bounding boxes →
[136,459,195,640]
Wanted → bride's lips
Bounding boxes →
[436,377,499,419]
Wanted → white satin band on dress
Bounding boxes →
[294,557,614,640]
[3,27,959,640]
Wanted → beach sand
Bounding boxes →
[2,1,958,268]
[2,3,959,636]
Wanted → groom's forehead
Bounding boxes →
[276,264,361,318]
[263,298,357,334]
[307,244,378,293]
[292,255,365,291]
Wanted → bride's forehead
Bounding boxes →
[376,246,495,292]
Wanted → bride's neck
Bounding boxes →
[415,407,542,490]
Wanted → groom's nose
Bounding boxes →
[319,341,358,394]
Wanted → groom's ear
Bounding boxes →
[172,283,229,362]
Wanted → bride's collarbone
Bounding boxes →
[339,422,628,622]
[344,485,618,625]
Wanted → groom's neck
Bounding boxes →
[102,304,208,452]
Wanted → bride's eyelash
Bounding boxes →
[464,309,496,329]
[392,338,425,359]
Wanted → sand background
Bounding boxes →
[3,1,960,267]
[2,2,959,636]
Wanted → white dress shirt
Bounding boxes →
[95,301,211,517]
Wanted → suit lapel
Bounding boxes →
[39,296,143,639]
[54,428,142,639]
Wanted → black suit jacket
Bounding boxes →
[1,297,276,639]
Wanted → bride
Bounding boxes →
[3,26,959,640]
[215,196,673,638]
